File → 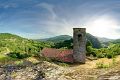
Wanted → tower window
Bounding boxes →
[78,34,82,41]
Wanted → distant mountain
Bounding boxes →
[111,39,120,44]
[48,33,102,49]
[96,37,114,43]
[86,33,102,48]
[39,35,72,43]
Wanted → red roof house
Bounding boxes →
[41,48,74,63]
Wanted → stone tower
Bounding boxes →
[73,28,86,63]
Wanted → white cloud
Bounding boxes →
[35,3,120,39]
[35,2,74,37]
[0,3,17,9]
[37,2,57,19]
[85,15,120,39]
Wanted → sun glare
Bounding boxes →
[85,16,119,39]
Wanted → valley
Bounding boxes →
[0,33,120,80]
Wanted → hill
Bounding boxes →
[0,33,52,58]
[51,33,102,49]
[96,37,114,43]
[86,33,102,48]
[39,35,72,43]
[0,33,24,40]
[111,39,120,44]
[0,34,120,80]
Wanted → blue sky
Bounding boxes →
[0,0,120,39]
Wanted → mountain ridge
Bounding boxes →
[96,37,114,43]
[37,35,72,43]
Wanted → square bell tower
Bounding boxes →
[73,28,86,63]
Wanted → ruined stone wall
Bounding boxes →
[73,28,86,63]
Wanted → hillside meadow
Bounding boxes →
[0,33,120,80]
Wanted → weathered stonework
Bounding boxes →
[73,28,86,63]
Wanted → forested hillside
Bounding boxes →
[0,33,120,62]
[52,33,102,49]
[0,33,120,80]
[50,33,120,59]
[86,33,102,48]
[96,37,113,43]
[38,35,72,43]
[111,39,120,44]
[0,33,53,59]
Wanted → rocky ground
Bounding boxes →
[0,61,73,80]
[0,64,45,80]
[0,56,120,80]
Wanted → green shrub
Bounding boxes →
[0,54,16,64]
[106,53,114,59]
[96,53,105,58]
[96,58,117,68]
[112,58,116,65]
[8,52,31,59]
[15,60,24,65]
[86,46,97,57]
[96,62,110,68]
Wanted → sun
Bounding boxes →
[85,16,119,39]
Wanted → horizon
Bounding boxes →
[0,32,116,40]
[0,0,120,39]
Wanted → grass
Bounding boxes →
[0,54,15,61]
[96,61,110,68]
[96,58,117,69]
[55,62,69,67]
[0,54,17,65]
[14,60,24,65]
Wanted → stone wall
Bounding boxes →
[73,28,86,63]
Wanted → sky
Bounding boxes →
[0,0,120,39]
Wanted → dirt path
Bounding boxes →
[63,55,120,80]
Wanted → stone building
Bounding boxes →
[41,28,86,63]
[73,28,86,63]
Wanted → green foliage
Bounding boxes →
[0,33,53,60]
[86,46,97,57]
[0,54,16,64]
[95,48,107,58]
[86,40,93,47]
[112,58,116,65]
[0,33,120,62]
[96,58,117,68]
[8,52,31,59]
[0,33,23,40]
[52,33,102,49]
[111,39,120,44]
[87,43,120,59]
[86,33,102,48]
[106,53,114,58]
[0,47,7,53]
[96,53,105,58]
[40,35,72,43]
[96,61,110,68]
[52,38,73,49]
[14,60,24,65]
[51,34,119,59]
